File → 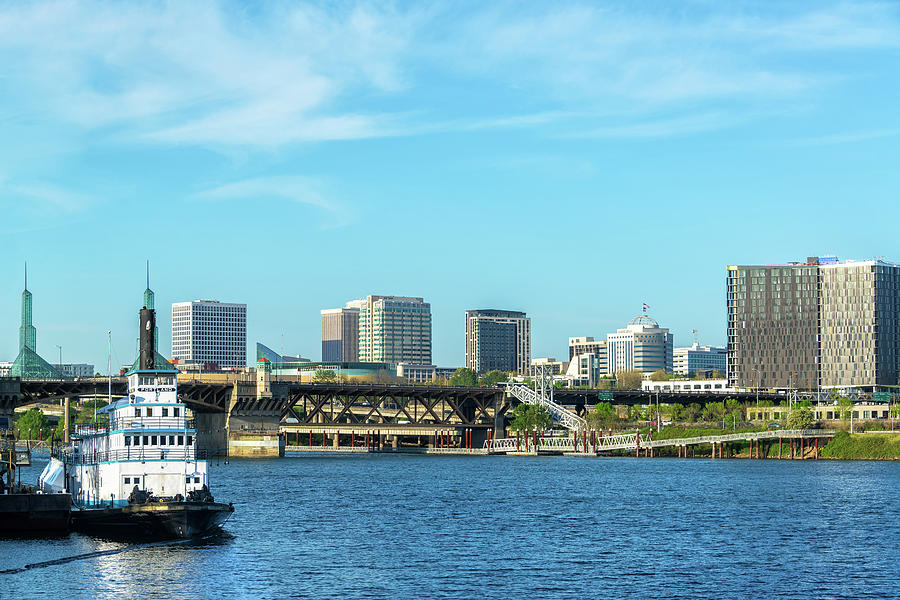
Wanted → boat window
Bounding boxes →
[159,436,166,446]
[124,477,130,484]
[169,435,175,445]
[178,435,184,445]
[143,436,149,445]
[187,435,193,446]
[173,408,180,417]
[162,408,168,417]
[134,436,141,446]
[124,437,130,446]
[185,476,191,483]
[134,408,141,417]
[146,408,152,417]
[151,435,158,445]
[194,477,200,484]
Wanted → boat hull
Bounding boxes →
[71,501,233,540]
[0,493,72,535]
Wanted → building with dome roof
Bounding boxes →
[606,313,673,375]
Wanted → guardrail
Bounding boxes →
[485,431,653,454]
[55,447,208,465]
[646,429,837,448]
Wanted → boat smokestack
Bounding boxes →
[139,307,156,370]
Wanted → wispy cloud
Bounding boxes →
[0,0,897,149]
[787,128,900,146]
[0,180,93,213]
[191,176,351,228]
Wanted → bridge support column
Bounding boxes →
[779,438,782,459]
[392,435,399,451]
[815,437,819,459]
[711,442,716,459]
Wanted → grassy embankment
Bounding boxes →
[819,431,900,460]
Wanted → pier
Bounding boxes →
[485,429,837,458]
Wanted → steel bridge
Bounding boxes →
[276,382,504,429]
[1,377,234,413]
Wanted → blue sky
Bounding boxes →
[2,0,900,371]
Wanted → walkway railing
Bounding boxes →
[506,384,586,431]
[485,431,652,454]
[646,429,836,448]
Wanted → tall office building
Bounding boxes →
[321,301,361,362]
[727,257,900,391]
[607,315,673,374]
[171,300,247,368]
[358,296,431,366]
[673,343,727,376]
[465,310,531,374]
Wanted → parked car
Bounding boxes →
[768,422,782,429]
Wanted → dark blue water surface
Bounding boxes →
[2,454,899,599]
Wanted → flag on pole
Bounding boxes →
[642,303,650,310]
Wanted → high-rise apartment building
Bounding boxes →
[358,296,431,366]
[465,309,531,374]
[568,336,607,361]
[607,315,673,374]
[321,301,362,362]
[673,343,727,376]
[171,300,247,368]
[727,257,900,391]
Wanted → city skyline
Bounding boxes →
[2,2,900,371]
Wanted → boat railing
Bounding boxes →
[108,417,196,431]
[55,447,210,465]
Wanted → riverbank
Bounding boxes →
[820,431,900,460]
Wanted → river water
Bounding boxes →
[2,454,898,599]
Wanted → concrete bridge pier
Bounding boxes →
[225,379,284,457]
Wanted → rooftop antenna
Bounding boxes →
[692,329,698,345]
[24,261,27,290]
[146,259,150,289]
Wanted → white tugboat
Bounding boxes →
[39,299,233,539]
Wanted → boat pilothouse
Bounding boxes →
[40,299,233,539]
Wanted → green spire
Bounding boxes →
[19,262,36,353]
[143,260,155,310]
[10,264,60,379]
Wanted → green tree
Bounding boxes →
[596,377,615,391]
[509,404,552,432]
[312,369,337,383]
[787,407,814,430]
[614,369,643,390]
[837,395,854,423]
[725,398,743,426]
[15,408,49,439]
[649,369,668,382]
[683,403,702,423]
[702,402,724,424]
[586,402,618,430]
[479,370,510,386]
[449,368,477,387]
